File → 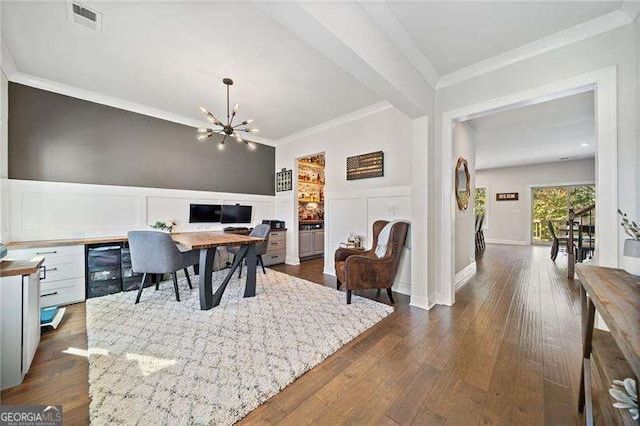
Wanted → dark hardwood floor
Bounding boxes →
[1,245,587,425]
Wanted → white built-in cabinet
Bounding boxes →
[1,269,41,390]
[8,245,85,307]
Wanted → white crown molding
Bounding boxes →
[8,72,277,147]
[275,101,393,146]
[357,1,439,88]
[437,10,632,89]
[0,38,18,78]
[620,0,640,22]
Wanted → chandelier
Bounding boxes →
[197,78,259,150]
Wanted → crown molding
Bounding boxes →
[275,101,393,146]
[8,73,276,147]
[357,1,439,88]
[437,10,633,89]
[0,38,18,78]
[620,0,640,22]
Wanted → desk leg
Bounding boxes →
[244,244,257,298]
[198,248,215,310]
[212,245,248,307]
[578,284,596,423]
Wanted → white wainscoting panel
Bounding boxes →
[323,186,412,295]
[8,180,275,242]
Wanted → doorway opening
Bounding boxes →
[297,153,325,267]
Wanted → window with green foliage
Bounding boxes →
[532,184,595,243]
[475,187,487,229]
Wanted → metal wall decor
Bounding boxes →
[346,151,384,180]
[276,168,293,192]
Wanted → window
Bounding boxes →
[474,187,488,229]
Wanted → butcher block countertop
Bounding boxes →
[0,257,45,277]
[6,236,129,250]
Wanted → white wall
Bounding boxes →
[475,158,595,245]
[275,106,413,295]
[453,122,476,274]
[432,24,638,294]
[7,179,274,242]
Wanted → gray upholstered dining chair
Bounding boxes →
[228,224,271,277]
[128,231,200,304]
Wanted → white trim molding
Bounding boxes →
[484,239,529,246]
[455,261,477,290]
[439,66,618,307]
[0,38,18,77]
[275,101,393,146]
[7,73,276,147]
[437,10,632,89]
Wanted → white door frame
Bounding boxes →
[439,66,618,306]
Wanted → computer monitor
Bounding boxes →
[189,204,222,223]
[221,205,252,224]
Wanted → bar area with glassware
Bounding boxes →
[298,154,325,259]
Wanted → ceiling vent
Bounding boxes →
[67,2,102,33]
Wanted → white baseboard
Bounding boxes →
[484,239,529,246]
[322,268,410,296]
[455,261,477,290]
[409,296,433,311]
[286,257,301,266]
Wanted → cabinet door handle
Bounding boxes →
[48,267,58,272]
[41,292,58,297]
[270,255,278,259]
[36,250,57,255]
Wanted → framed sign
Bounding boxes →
[496,192,519,201]
[276,168,293,192]
[346,151,384,180]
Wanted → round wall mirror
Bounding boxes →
[455,157,471,210]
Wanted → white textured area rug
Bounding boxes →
[85,268,393,425]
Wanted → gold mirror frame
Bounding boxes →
[455,157,471,211]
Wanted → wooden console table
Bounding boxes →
[576,265,639,425]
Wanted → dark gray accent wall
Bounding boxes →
[8,83,275,196]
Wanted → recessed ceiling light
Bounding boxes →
[580,143,589,147]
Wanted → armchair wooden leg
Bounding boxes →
[184,268,193,289]
[336,278,341,290]
[135,273,147,304]
[171,272,181,302]
[387,288,395,304]
[347,290,352,304]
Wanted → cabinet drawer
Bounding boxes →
[40,279,85,307]
[9,245,84,260]
[269,231,286,242]
[41,277,81,293]
[262,250,286,266]
[266,239,285,252]
[41,260,84,283]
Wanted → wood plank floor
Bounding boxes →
[1,245,587,425]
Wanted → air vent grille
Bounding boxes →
[67,1,102,33]
[72,3,97,22]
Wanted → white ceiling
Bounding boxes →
[1,1,380,140]
[1,1,624,141]
[386,1,621,75]
[466,91,595,170]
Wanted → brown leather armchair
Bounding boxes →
[334,220,409,304]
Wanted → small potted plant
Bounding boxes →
[618,210,640,276]
[150,219,177,233]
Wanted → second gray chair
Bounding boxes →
[228,224,271,278]
[128,230,200,304]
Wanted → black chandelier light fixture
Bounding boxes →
[197,78,259,151]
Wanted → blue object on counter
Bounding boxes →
[0,243,7,260]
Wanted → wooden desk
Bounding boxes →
[170,232,265,310]
[576,265,640,425]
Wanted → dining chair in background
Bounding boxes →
[228,224,271,278]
